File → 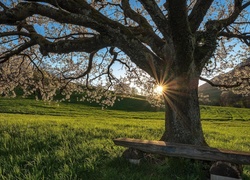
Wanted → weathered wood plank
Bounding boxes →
[113,138,250,165]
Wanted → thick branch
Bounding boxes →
[138,0,171,42]
[120,1,165,56]
[218,0,244,27]
[121,0,151,29]
[24,0,125,33]
[194,30,218,72]
[168,0,190,34]
[0,41,36,64]
[16,2,94,27]
[0,31,31,38]
[205,0,250,32]
[0,2,8,10]
[127,26,165,58]
[0,2,114,34]
[168,0,194,72]
[188,0,214,33]
[45,33,96,40]
[38,35,114,55]
[0,2,126,56]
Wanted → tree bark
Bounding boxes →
[160,69,207,146]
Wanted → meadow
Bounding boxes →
[0,97,250,179]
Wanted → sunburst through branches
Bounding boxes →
[154,85,164,95]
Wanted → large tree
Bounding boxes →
[0,0,250,145]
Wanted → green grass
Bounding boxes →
[200,106,250,121]
[0,97,250,179]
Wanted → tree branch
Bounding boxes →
[38,35,114,55]
[44,33,96,40]
[62,51,95,80]
[168,0,190,35]
[205,0,250,32]
[120,0,165,56]
[121,0,151,29]
[127,26,165,56]
[199,76,247,88]
[0,2,118,55]
[218,31,250,45]
[188,0,214,33]
[23,0,124,33]
[0,0,169,79]
[0,2,8,11]
[194,0,250,70]
[137,0,171,42]
[0,41,36,64]
[233,21,250,25]
[168,0,194,72]
[0,31,31,38]
[0,2,100,31]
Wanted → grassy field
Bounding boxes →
[0,98,250,179]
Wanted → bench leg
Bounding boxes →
[122,148,144,164]
[210,161,243,180]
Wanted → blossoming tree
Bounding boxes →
[0,0,250,145]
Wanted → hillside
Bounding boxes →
[198,59,250,108]
[198,83,221,106]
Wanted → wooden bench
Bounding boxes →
[113,138,250,165]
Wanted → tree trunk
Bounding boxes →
[160,71,207,146]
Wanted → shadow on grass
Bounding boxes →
[102,156,208,180]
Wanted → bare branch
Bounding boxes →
[0,31,31,38]
[106,47,118,85]
[199,76,248,88]
[0,37,19,45]
[218,31,250,45]
[24,54,45,88]
[62,51,95,80]
[233,21,250,25]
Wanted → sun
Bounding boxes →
[154,85,164,95]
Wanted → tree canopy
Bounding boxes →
[1,0,249,102]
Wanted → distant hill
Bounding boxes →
[198,59,250,108]
[198,83,221,106]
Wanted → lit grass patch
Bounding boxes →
[0,98,250,179]
[0,113,250,179]
[0,113,165,179]
[200,105,250,121]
